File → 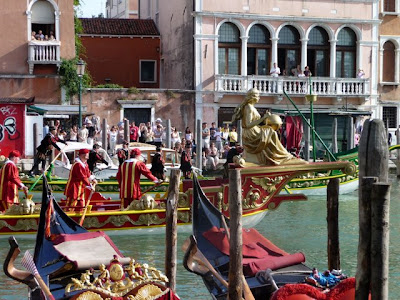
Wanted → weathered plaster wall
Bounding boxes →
[79,89,195,132]
[0,77,61,103]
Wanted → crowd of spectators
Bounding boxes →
[44,116,243,171]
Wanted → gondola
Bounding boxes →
[3,176,179,300]
[183,174,359,300]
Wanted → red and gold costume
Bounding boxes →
[64,157,95,208]
[117,158,158,208]
[0,160,25,211]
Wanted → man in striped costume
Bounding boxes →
[117,148,159,208]
[64,148,97,210]
[0,150,28,211]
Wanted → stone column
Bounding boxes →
[300,38,309,70]
[329,39,337,78]
[270,37,279,68]
[241,36,248,76]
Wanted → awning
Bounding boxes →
[32,104,87,117]
[27,105,47,115]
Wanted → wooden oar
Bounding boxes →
[21,250,55,300]
[28,147,66,192]
[141,180,163,194]
[221,215,255,300]
[79,185,96,226]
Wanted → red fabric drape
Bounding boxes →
[285,116,303,155]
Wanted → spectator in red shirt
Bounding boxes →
[129,121,140,143]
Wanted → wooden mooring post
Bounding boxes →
[356,119,390,300]
[327,178,340,271]
[165,169,180,290]
[228,169,243,300]
[370,183,390,300]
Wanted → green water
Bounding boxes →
[0,174,399,299]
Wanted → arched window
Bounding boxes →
[307,26,329,77]
[336,27,356,78]
[31,1,56,40]
[383,41,395,82]
[384,0,395,12]
[278,26,300,75]
[247,24,270,75]
[218,22,241,75]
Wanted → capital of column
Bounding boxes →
[329,39,338,44]
[270,37,279,42]
[241,36,249,41]
[300,38,309,43]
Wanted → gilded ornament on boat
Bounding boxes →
[127,284,163,300]
[342,161,357,176]
[75,291,104,300]
[4,199,40,215]
[242,189,270,210]
[51,184,64,191]
[251,176,287,193]
[66,257,168,298]
[0,219,38,231]
[177,211,190,223]
[133,214,165,226]
[139,195,156,210]
[178,193,189,208]
[217,192,224,212]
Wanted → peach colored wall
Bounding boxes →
[79,90,195,132]
[202,0,371,19]
[380,16,400,36]
[0,0,75,75]
[81,36,160,88]
[379,15,400,101]
[0,77,61,104]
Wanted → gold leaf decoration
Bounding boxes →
[0,219,38,231]
[251,176,287,193]
[133,214,165,226]
[177,211,190,223]
[178,193,189,208]
[76,291,104,300]
[129,284,163,300]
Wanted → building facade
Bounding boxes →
[106,0,139,19]
[79,18,161,88]
[379,0,400,140]
[140,0,380,152]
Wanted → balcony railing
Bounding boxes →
[215,75,370,97]
[28,41,61,74]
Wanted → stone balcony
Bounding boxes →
[28,40,61,74]
[215,74,370,100]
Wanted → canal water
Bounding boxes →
[0,173,399,299]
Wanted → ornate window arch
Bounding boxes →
[336,27,357,78]
[383,41,396,82]
[27,0,60,41]
[218,22,241,75]
[277,25,301,75]
[247,24,271,75]
[307,26,330,77]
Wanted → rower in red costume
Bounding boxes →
[0,150,28,211]
[117,148,159,208]
[64,148,97,210]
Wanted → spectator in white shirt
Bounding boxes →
[270,63,281,77]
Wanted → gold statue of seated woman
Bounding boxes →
[232,88,306,166]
